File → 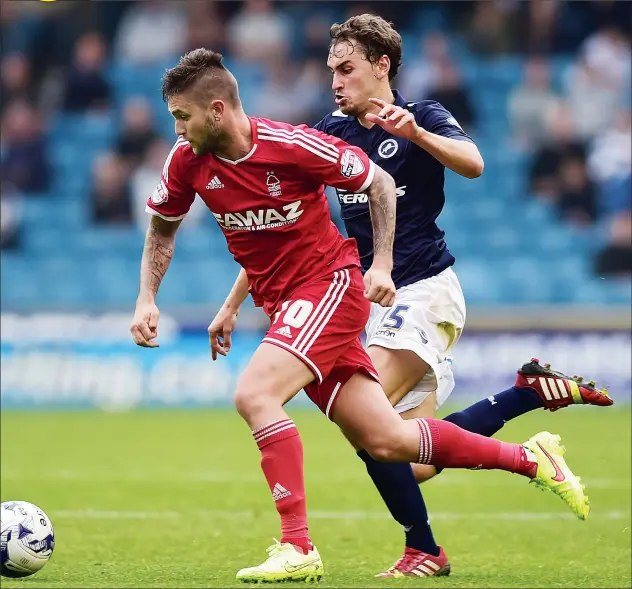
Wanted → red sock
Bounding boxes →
[253,419,313,554]
[416,418,538,478]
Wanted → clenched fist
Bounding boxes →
[131,301,160,348]
[363,266,396,307]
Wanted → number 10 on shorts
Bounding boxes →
[274,300,315,328]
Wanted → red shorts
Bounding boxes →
[262,266,379,420]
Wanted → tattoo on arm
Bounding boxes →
[366,166,396,261]
[139,216,181,300]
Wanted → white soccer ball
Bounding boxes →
[1,501,55,578]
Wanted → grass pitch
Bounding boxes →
[1,406,630,588]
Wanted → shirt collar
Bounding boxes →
[392,89,408,107]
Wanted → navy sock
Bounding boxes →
[443,386,544,438]
[357,450,439,555]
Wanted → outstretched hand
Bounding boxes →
[364,98,422,142]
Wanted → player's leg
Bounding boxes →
[386,357,611,485]
[369,269,611,486]
[236,267,372,583]
[364,344,440,483]
[331,370,590,520]
[444,358,613,431]
[362,390,451,579]
[396,395,438,482]
[234,342,323,582]
[346,344,442,567]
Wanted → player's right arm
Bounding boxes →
[131,138,196,348]
[131,216,181,348]
[208,268,250,360]
[365,98,483,179]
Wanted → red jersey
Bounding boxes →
[146,117,376,316]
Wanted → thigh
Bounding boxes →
[237,341,315,405]
[365,270,466,413]
[368,345,431,407]
[339,351,434,451]
[330,369,406,451]
[234,342,315,428]
[305,335,380,418]
[398,391,436,420]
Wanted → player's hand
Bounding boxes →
[130,301,160,348]
[208,305,239,361]
[364,98,420,142]
[363,266,396,307]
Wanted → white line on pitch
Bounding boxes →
[3,471,629,489]
[50,509,630,521]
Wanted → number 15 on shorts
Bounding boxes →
[382,304,410,330]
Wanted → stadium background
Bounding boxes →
[1,2,631,588]
[1,0,630,409]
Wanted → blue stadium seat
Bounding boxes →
[2,31,629,312]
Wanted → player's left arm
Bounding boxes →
[365,98,484,179]
[364,164,397,307]
[208,268,250,361]
[293,125,397,306]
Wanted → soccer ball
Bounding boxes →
[1,501,55,578]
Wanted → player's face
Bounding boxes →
[168,94,227,156]
[327,40,384,117]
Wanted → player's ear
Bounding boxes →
[209,99,225,121]
[375,55,391,81]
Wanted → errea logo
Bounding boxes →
[213,200,304,231]
[337,186,407,204]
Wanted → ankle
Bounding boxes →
[283,537,313,555]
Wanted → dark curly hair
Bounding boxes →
[329,14,403,82]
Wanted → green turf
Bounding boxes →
[1,406,630,588]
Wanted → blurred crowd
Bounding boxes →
[1,0,630,278]
[508,26,631,278]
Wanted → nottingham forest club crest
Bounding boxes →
[266,171,282,197]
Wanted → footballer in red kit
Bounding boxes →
[147,118,375,318]
[130,49,591,584]
[145,117,381,416]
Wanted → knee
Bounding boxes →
[234,375,274,422]
[363,433,408,463]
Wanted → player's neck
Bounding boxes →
[358,87,395,129]
[214,113,253,161]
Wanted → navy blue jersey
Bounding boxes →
[314,90,473,288]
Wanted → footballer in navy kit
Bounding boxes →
[315,13,612,578]
[315,93,471,415]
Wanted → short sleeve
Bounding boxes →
[415,101,473,142]
[145,138,196,221]
[291,124,375,193]
[312,117,328,134]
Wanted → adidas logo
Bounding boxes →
[272,482,291,501]
[413,559,442,576]
[206,175,224,190]
[274,325,292,338]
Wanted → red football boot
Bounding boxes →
[376,546,451,578]
[516,358,613,411]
